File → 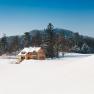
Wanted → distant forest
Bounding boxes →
[0,23,94,57]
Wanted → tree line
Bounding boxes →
[0,23,94,58]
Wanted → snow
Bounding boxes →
[21,53,92,64]
[0,55,17,64]
[18,47,41,55]
[0,59,16,64]
[0,32,5,38]
[0,53,94,94]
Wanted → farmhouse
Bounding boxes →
[18,47,46,61]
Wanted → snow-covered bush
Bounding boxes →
[81,43,90,54]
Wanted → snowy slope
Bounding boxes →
[0,54,94,94]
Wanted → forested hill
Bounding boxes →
[29,28,74,38]
[0,24,94,55]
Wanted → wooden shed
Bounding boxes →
[18,47,46,61]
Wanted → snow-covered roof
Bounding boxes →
[29,47,41,52]
[18,47,41,55]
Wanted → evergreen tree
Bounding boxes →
[0,34,8,52]
[71,45,81,53]
[10,36,19,52]
[24,32,31,47]
[31,31,42,46]
[46,23,55,58]
[54,33,59,58]
[81,43,90,53]
[74,32,80,46]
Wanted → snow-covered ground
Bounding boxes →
[0,59,16,64]
[0,53,91,64]
[0,53,94,94]
[0,55,17,64]
[21,53,92,64]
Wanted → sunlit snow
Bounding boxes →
[0,53,94,94]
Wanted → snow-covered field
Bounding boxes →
[0,53,94,94]
[0,53,91,64]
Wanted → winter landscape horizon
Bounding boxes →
[0,0,94,94]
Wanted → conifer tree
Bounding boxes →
[1,34,8,52]
[24,32,31,47]
[11,36,19,51]
[46,23,55,58]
